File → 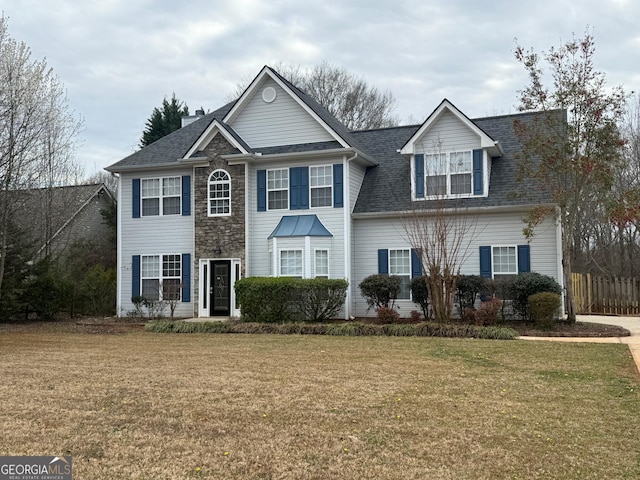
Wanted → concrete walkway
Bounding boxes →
[520,315,640,374]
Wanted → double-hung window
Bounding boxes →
[267,169,289,210]
[141,254,182,301]
[280,250,302,277]
[141,177,181,216]
[208,170,231,216]
[492,246,517,279]
[310,166,332,207]
[389,249,411,299]
[314,249,329,278]
[424,151,472,197]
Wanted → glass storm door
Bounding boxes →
[210,260,231,316]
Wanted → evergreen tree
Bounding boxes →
[140,93,189,147]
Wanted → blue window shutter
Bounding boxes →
[132,178,141,218]
[415,154,424,198]
[257,170,266,211]
[473,149,483,195]
[517,245,531,273]
[132,255,141,297]
[300,166,309,209]
[378,249,389,275]
[182,175,191,216]
[333,164,343,208]
[290,167,299,210]
[479,246,492,278]
[411,248,422,277]
[289,167,309,210]
[182,253,191,302]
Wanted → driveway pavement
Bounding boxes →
[520,315,640,374]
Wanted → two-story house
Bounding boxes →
[106,66,562,319]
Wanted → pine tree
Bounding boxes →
[140,93,189,147]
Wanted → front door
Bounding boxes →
[210,260,231,316]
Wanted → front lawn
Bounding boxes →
[0,325,638,479]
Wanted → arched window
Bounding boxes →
[208,170,231,216]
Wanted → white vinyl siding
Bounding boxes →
[352,211,560,317]
[118,170,193,318]
[415,110,480,152]
[229,79,334,148]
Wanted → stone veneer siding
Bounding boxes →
[193,135,246,315]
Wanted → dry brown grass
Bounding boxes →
[0,323,639,479]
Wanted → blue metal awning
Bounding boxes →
[269,215,333,238]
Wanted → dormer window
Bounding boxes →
[415,149,483,200]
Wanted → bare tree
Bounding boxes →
[403,140,481,323]
[0,16,83,295]
[229,61,398,130]
[514,30,627,322]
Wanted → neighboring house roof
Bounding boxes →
[11,183,114,255]
[269,215,333,238]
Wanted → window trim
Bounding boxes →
[310,165,333,208]
[267,168,289,211]
[388,248,411,300]
[314,248,329,278]
[421,150,474,199]
[279,249,303,277]
[140,254,182,301]
[141,176,182,216]
[207,169,231,217]
[491,245,518,278]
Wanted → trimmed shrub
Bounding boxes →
[455,275,487,317]
[376,306,400,323]
[235,277,296,322]
[291,278,349,322]
[235,277,348,323]
[359,274,401,311]
[528,292,561,330]
[409,276,429,319]
[511,273,562,320]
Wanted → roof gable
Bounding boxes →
[182,119,250,160]
[400,99,502,157]
[223,66,350,148]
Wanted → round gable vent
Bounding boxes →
[262,86,277,103]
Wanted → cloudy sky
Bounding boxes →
[2,0,639,176]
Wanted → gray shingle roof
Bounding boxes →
[105,102,236,171]
[352,110,558,214]
[105,67,560,213]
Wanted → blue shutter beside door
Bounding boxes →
[415,154,425,198]
[333,164,343,208]
[473,149,483,196]
[182,175,191,216]
[517,245,531,273]
[257,170,266,211]
[479,246,492,278]
[132,255,141,297]
[132,179,141,218]
[378,249,389,275]
[182,253,191,302]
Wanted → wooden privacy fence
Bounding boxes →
[572,273,640,315]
